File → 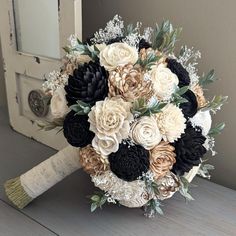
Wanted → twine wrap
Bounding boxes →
[5,145,81,208]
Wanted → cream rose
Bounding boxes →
[190,110,212,136]
[50,87,69,118]
[155,104,186,142]
[92,133,119,156]
[150,63,179,101]
[130,116,162,150]
[88,97,134,142]
[99,42,138,71]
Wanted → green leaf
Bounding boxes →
[70,100,92,115]
[179,177,194,202]
[176,86,189,96]
[197,164,215,179]
[201,95,228,114]
[37,118,64,131]
[208,122,225,136]
[152,20,182,54]
[91,195,100,202]
[199,69,217,87]
[90,202,98,212]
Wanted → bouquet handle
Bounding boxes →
[5,145,81,209]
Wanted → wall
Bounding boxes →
[0,38,7,107]
[83,0,236,190]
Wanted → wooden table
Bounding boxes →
[1,107,236,236]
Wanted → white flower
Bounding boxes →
[99,42,138,71]
[88,97,134,142]
[92,171,150,208]
[50,87,69,118]
[150,63,179,101]
[190,110,212,136]
[155,104,186,142]
[130,116,162,150]
[92,133,119,156]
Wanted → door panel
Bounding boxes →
[0,0,82,150]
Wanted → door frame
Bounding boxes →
[0,0,82,150]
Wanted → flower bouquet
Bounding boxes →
[5,15,227,217]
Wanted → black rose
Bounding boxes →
[65,61,109,106]
[63,111,94,147]
[138,38,151,51]
[172,123,207,176]
[108,143,150,182]
[180,90,198,118]
[167,58,190,87]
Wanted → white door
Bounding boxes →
[0,0,82,150]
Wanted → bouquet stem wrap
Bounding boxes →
[4,145,81,209]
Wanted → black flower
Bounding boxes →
[180,90,198,118]
[172,123,207,176]
[107,36,125,44]
[167,59,190,87]
[63,111,94,147]
[108,143,150,182]
[138,38,151,51]
[65,61,109,106]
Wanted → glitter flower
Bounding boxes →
[92,171,150,208]
[155,104,186,142]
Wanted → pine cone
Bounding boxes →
[150,142,176,179]
[79,145,109,176]
[155,172,180,200]
[108,64,153,102]
[192,84,208,108]
[65,61,109,106]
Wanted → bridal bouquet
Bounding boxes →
[5,15,227,217]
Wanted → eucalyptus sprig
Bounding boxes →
[143,198,164,218]
[89,192,109,212]
[37,118,64,132]
[131,97,167,117]
[136,52,161,70]
[198,69,217,87]
[63,38,99,61]
[152,20,182,54]
[208,122,225,136]
[179,177,194,202]
[201,95,228,114]
[197,164,215,179]
[70,100,92,115]
[171,86,189,106]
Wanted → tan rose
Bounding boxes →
[155,104,186,142]
[50,87,69,118]
[150,63,179,101]
[92,133,119,156]
[79,145,109,176]
[99,42,138,71]
[130,116,162,150]
[150,141,176,179]
[88,97,134,142]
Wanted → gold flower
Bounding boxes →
[108,64,153,102]
[79,145,109,176]
[150,142,176,179]
[155,172,180,200]
[192,84,208,108]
